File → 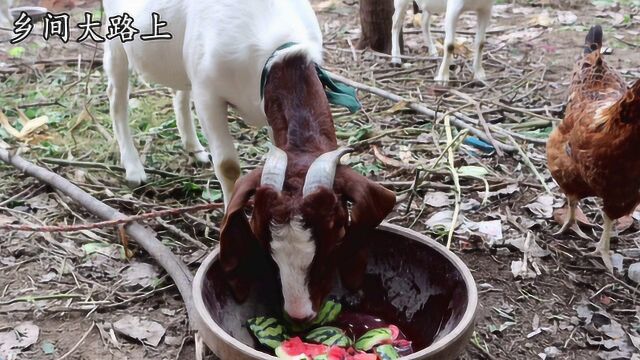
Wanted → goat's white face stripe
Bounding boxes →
[270,217,316,320]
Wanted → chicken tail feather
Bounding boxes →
[608,80,640,124]
[584,25,603,54]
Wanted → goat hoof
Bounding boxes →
[125,170,148,188]
[473,70,487,83]
[390,61,402,68]
[434,77,449,86]
[190,150,212,165]
[426,47,438,57]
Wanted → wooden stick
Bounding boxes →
[0,148,200,329]
[326,71,517,153]
[444,116,462,250]
[449,89,504,157]
[0,202,222,232]
[55,322,96,360]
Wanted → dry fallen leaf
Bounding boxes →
[372,145,407,168]
[39,0,76,11]
[121,262,160,289]
[525,195,554,219]
[423,192,451,208]
[425,210,457,231]
[312,0,338,12]
[616,215,634,233]
[477,220,503,242]
[387,100,410,114]
[553,206,594,227]
[0,110,49,141]
[0,322,40,359]
[530,10,555,27]
[113,315,165,347]
[557,11,577,25]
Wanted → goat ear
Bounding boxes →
[219,169,262,303]
[336,167,396,231]
[335,167,396,289]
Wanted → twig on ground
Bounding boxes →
[156,218,208,250]
[326,71,517,153]
[55,322,96,360]
[505,135,551,193]
[0,148,200,329]
[449,89,504,157]
[0,202,222,233]
[444,116,463,250]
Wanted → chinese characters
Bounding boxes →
[11,12,173,44]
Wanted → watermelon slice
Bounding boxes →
[312,347,377,360]
[376,344,400,360]
[351,354,378,360]
[354,328,393,352]
[247,316,289,349]
[305,326,352,347]
[276,337,329,359]
[288,299,343,333]
[388,325,399,341]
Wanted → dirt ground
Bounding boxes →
[1,0,640,359]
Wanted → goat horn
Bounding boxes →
[303,147,353,197]
[260,143,288,191]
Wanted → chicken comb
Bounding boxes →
[584,25,603,54]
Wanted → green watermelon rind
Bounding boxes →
[314,300,342,325]
[287,299,342,333]
[376,344,400,360]
[275,345,311,360]
[304,326,352,347]
[354,328,393,352]
[247,316,290,349]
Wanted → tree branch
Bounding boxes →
[0,148,200,329]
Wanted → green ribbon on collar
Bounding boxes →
[314,66,361,114]
[260,42,362,114]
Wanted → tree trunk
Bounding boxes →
[413,1,420,15]
[357,0,401,54]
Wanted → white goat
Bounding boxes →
[391,0,494,83]
[103,0,323,204]
[0,0,13,28]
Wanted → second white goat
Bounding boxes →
[391,0,494,83]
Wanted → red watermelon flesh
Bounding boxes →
[327,346,348,360]
[389,325,399,341]
[351,354,378,360]
[280,337,328,358]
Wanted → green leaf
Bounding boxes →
[202,187,222,202]
[458,166,488,178]
[458,166,490,204]
[41,341,55,355]
[81,242,111,255]
[8,47,26,58]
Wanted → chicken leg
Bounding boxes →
[554,198,591,240]
[589,213,614,273]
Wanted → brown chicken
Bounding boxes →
[547,25,640,272]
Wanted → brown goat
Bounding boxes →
[219,54,396,321]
